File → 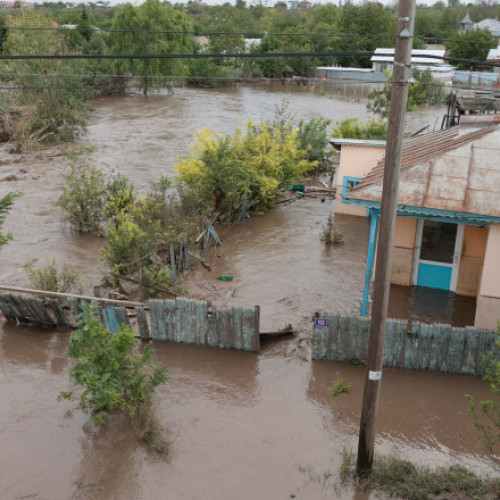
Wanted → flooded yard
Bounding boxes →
[0,85,497,499]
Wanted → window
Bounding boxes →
[342,176,363,200]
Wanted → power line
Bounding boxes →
[1,50,499,68]
[4,25,497,45]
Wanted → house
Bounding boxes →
[458,13,500,38]
[370,48,455,83]
[333,121,500,329]
[459,11,475,33]
[487,44,500,75]
[474,18,500,38]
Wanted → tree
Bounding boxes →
[62,303,167,427]
[3,9,92,147]
[0,192,20,248]
[446,28,496,70]
[106,0,194,95]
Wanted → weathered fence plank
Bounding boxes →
[0,293,260,353]
[312,314,497,376]
[135,307,150,340]
[47,299,72,328]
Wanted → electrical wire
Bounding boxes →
[1,50,499,68]
[3,25,497,46]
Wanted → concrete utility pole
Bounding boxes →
[356,0,417,476]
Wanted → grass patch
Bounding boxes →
[342,452,500,500]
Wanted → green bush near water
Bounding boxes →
[61,303,168,450]
[341,452,500,500]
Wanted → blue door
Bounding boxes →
[414,220,463,292]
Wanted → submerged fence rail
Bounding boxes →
[312,314,499,376]
[0,291,260,353]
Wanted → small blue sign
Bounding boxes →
[315,318,328,327]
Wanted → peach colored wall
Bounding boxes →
[475,224,500,329]
[335,145,385,216]
[391,217,417,286]
[456,225,487,297]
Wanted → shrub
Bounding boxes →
[329,378,351,396]
[25,258,83,295]
[333,118,388,140]
[61,303,167,426]
[57,154,107,235]
[321,213,343,245]
[177,121,313,221]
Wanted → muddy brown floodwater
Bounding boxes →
[0,85,497,499]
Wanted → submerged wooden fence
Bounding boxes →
[0,288,260,353]
[312,314,499,376]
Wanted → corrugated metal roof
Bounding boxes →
[371,48,446,65]
[348,125,500,218]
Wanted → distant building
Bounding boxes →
[459,11,474,33]
[458,13,500,38]
[371,48,455,83]
[487,44,500,75]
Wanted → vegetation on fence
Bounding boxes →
[341,451,500,500]
[464,331,500,456]
[61,303,168,451]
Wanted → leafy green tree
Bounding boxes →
[106,0,194,95]
[0,192,20,248]
[177,121,313,221]
[3,9,92,147]
[446,28,496,70]
[62,303,167,425]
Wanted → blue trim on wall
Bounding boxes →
[361,208,380,317]
[342,176,363,201]
[343,198,500,226]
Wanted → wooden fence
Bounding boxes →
[0,289,260,353]
[312,314,499,376]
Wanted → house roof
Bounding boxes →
[487,45,500,61]
[474,18,500,37]
[347,125,500,219]
[371,48,446,66]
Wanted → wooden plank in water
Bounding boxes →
[135,307,150,340]
[164,300,176,342]
[250,307,260,352]
[155,301,166,341]
[114,307,130,328]
[241,308,259,352]
[195,300,208,346]
[47,299,72,328]
[149,300,160,340]
[67,298,82,326]
[232,308,243,350]
[207,308,217,347]
[0,294,19,322]
[23,297,56,326]
[105,306,119,333]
